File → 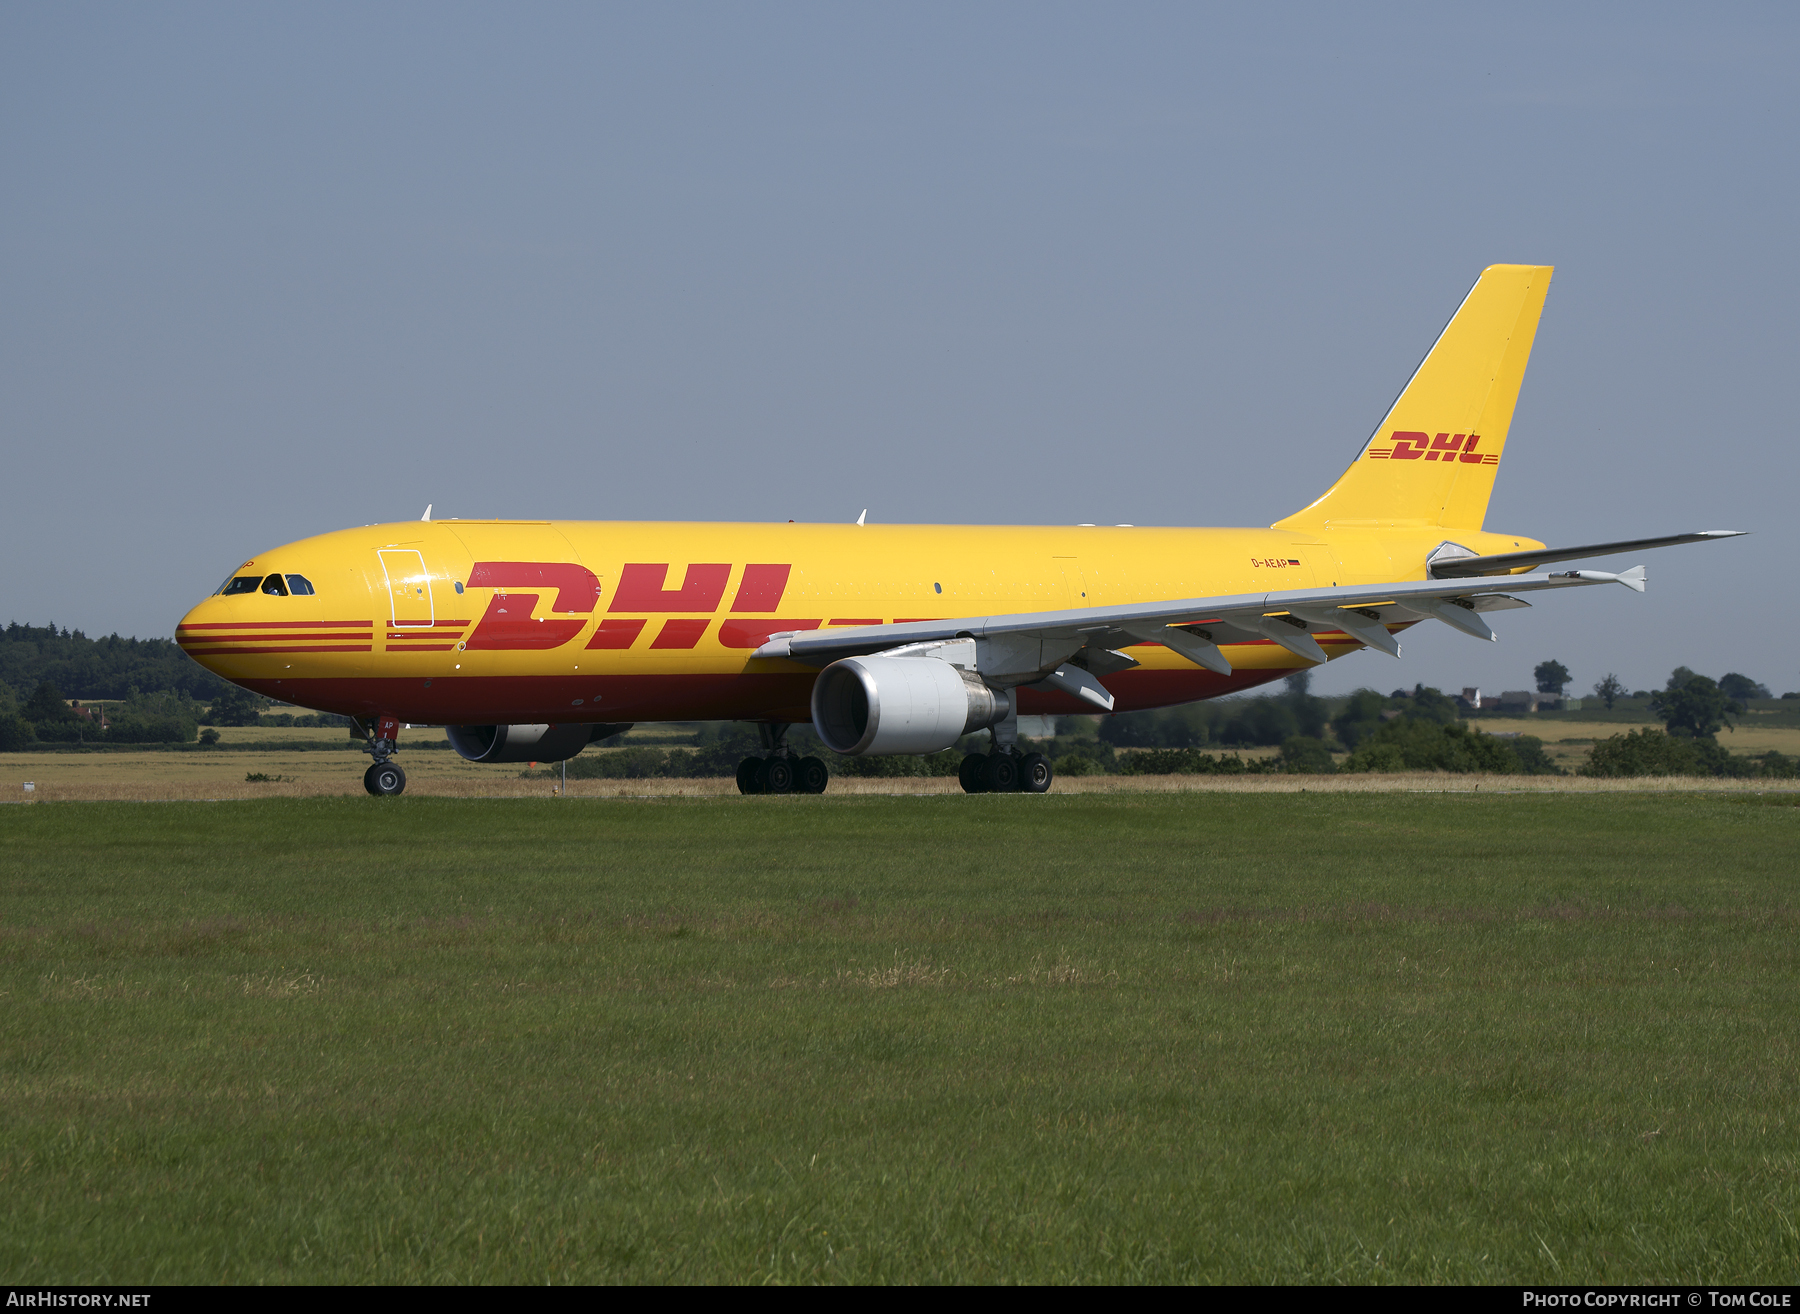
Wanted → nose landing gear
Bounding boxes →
[364,760,407,796]
[357,713,408,796]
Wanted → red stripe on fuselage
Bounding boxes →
[180,632,374,644]
[177,620,373,630]
[175,640,372,651]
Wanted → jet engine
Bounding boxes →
[811,655,1011,756]
[446,722,632,764]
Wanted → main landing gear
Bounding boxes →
[959,710,1053,794]
[736,724,830,795]
[359,713,407,796]
[959,748,1053,794]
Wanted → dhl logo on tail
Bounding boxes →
[1365,431,1500,464]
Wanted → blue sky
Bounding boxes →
[4,3,1795,697]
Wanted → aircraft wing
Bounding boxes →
[752,566,1649,711]
[1427,530,1744,578]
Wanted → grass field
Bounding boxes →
[3,792,1798,1283]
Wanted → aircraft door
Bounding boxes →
[1286,541,1338,589]
[378,550,435,628]
[1053,556,1086,606]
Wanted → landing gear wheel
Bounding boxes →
[959,753,989,794]
[981,752,1019,793]
[1020,752,1053,793]
[797,756,830,794]
[765,756,795,794]
[736,757,762,795]
[364,761,406,797]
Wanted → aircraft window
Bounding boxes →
[220,576,263,595]
[285,574,316,595]
[261,574,289,596]
[454,581,465,594]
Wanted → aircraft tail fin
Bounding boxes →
[1274,264,1552,533]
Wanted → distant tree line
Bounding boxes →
[0,676,350,749]
[0,622,226,701]
[0,681,206,749]
[1615,671,1786,702]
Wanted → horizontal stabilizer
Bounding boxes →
[1429,530,1743,578]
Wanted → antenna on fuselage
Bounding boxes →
[421,504,432,522]
[856,509,866,526]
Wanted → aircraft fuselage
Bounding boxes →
[176,518,1531,725]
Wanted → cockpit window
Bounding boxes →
[215,572,311,597]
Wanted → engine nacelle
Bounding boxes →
[811,655,1011,756]
[446,722,631,764]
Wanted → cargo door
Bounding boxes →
[378,549,435,628]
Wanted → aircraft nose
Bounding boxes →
[176,596,228,673]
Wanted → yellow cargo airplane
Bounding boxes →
[178,264,1740,795]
